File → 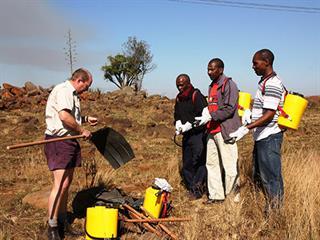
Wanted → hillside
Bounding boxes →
[0,85,319,240]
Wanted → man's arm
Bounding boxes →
[246,109,276,130]
[59,109,91,138]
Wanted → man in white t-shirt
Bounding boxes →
[45,68,98,240]
[230,49,285,215]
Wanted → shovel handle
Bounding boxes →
[6,135,85,150]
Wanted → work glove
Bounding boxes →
[154,178,173,192]
[194,107,212,127]
[180,121,192,133]
[175,120,183,135]
[242,109,252,125]
[229,126,249,142]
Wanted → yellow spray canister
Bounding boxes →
[142,186,163,218]
[278,93,308,130]
[85,206,118,239]
[238,92,252,117]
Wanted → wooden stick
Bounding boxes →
[6,135,85,150]
[122,217,191,223]
[122,204,163,237]
[140,206,178,240]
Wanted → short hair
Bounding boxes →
[208,58,224,68]
[255,49,274,65]
[176,73,190,83]
[70,68,91,82]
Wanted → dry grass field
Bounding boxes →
[0,90,319,240]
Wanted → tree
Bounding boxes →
[64,29,77,75]
[102,36,156,91]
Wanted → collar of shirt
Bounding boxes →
[258,71,277,84]
[66,80,79,97]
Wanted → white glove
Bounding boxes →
[242,109,252,125]
[154,178,173,192]
[229,126,249,142]
[180,121,192,133]
[194,107,212,126]
[175,120,183,135]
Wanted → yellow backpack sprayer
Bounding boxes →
[143,178,173,219]
[259,75,308,130]
[277,92,308,130]
[85,205,118,239]
[238,92,252,117]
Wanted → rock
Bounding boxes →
[111,86,135,97]
[26,89,40,97]
[1,89,14,101]
[0,100,4,110]
[22,188,51,209]
[2,83,15,90]
[24,81,39,92]
[145,123,172,138]
[10,86,26,96]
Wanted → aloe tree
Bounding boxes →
[102,36,156,91]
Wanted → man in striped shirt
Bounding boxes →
[230,49,285,214]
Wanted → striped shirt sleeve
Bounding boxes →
[263,79,283,110]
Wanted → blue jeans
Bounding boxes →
[253,132,284,207]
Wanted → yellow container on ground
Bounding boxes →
[86,206,118,239]
[278,93,308,130]
[142,187,163,218]
[238,92,251,117]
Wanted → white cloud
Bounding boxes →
[0,0,95,71]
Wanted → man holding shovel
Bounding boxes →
[44,68,98,240]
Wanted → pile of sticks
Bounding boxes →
[121,203,191,239]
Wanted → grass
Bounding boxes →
[0,91,319,239]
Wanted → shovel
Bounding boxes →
[6,127,135,169]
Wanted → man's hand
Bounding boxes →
[80,129,92,140]
[194,107,212,126]
[229,126,249,142]
[242,109,252,125]
[88,116,98,126]
[175,120,183,135]
[180,121,192,133]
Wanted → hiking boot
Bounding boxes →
[58,221,83,238]
[47,226,61,240]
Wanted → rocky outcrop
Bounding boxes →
[0,82,49,110]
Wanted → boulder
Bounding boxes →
[24,81,39,92]
[1,89,14,101]
[10,86,26,96]
[22,188,51,209]
[2,83,15,90]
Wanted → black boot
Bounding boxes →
[59,221,83,238]
[47,226,61,240]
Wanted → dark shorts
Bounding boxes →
[44,135,81,171]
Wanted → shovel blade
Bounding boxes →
[90,127,135,169]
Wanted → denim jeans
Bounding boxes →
[253,132,284,207]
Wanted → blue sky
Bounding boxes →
[0,0,319,98]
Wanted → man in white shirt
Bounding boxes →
[44,68,98,240]
[230,49,285,215]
